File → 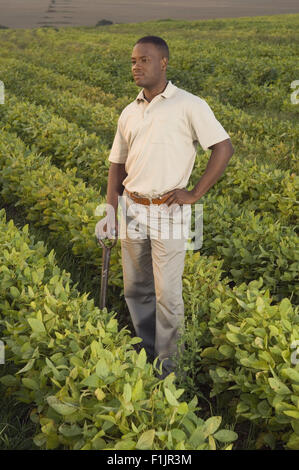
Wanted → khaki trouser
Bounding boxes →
[119,189,190,378]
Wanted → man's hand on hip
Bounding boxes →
[162,188,198,208]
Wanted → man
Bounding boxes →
[95,35,234,379]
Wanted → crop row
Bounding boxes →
[191,152,298,228]
[0,56,131,114]
[1,53,298,174]
[0,128,297,305]
[0,93,111,191]
[0,91,297,227]
[1,202,299,449]
[0,208,240,450]
[0,90,298,214]
[1,55,298,161]
[0,129,115,301]
[180,261,299,450]
[1,27,297,117]
[1,119,295,446]
[0,57,119,145]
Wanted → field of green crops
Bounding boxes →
[0,13,298,450]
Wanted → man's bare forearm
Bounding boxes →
[106,162,127,213]
[192,139,234,201]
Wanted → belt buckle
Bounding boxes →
[133,191,164,204]
[152,194,164,204]
[151,193,162,204]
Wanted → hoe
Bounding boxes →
[97,232,118,309]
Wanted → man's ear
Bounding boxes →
[161,57,168,71]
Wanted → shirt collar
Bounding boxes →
[135,80,177,102]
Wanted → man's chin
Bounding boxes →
[134,78,146,87]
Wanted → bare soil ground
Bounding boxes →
[0,0,299,29]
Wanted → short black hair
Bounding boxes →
[134,35,169,60]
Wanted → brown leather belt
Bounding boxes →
[125,189,171,206]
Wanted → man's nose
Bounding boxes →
[132,64,141,71]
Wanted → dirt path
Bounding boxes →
[0,0,298,29]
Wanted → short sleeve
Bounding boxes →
[108,116,128,164]
[187,97,230,151]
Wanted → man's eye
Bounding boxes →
[131,58,148,64]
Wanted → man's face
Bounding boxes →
[131,43,167,88]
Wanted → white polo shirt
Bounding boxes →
[108,80,230,198]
